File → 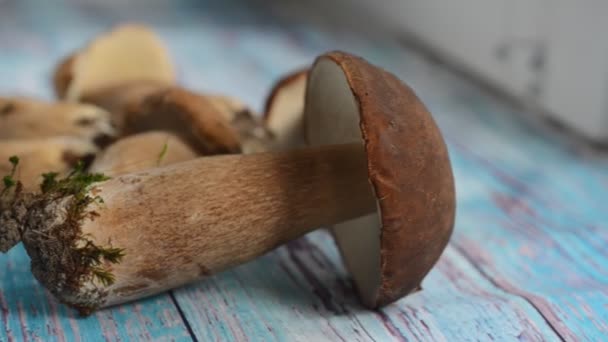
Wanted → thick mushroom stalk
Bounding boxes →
[7,144,374,314]
[1,51,455,315]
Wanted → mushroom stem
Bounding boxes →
[185,143,369,260]
[24,143,376,309]
[109,142,374,278]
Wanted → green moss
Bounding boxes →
[40,161,109,195]
[75,239,125,286]
[36,161,125,287]
[2,176,16,189]
[157,141,169,166]
[2,155,127,315]
[0,155,128,314]
[1,155,19,193]
[17,160,125,315]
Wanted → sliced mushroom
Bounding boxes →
[124,87,242,155]
[53,24,175,102]
[1,51,455,314]
[89,131,197,176]
[0,97,116,147]
[263,69,308,149]
[0,137,98,190]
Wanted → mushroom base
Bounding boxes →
[17,172,122,316]
[23,195,106,315]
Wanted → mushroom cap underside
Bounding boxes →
[304,51,455,308]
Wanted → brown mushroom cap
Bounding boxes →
[90,131,197,175]
[206,95,274,154]
[79,80,169,131]
[263,69,308,149]
[124,87,242,155]
[304,52,455,308]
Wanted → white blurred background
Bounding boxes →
[270,0,608,143]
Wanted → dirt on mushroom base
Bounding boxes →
[0,156,28,252]
[0,159,124,316]
[0,185,31,253]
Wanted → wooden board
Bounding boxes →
[0,246,191,341]
[0,0,606,340]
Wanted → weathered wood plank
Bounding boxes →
[400,56,608,341]
[385,57,608,341]
[172,230,562,341]
[0,245,192,341]
[2,0,608,340]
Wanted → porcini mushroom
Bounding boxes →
[84,84,272,154]
[263,69,308,149]
[53,24,175,102]
[1,51,455,315]
[89,131,197,175]
[51,25,272,152]
[0,97,116,147]
[69,81,271,154]
[123,87,242,155]
[77,81,169,131]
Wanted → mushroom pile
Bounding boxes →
[0,25,455,316]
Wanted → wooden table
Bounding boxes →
[1,1,606,341]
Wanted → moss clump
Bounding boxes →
[1,156,19,192]
[16,160,125,315]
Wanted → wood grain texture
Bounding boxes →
[173,231,562,341]
[0,245,191,341]
[0,0,606,341]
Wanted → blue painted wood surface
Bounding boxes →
[1,0,607,340]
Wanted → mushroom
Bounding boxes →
[0,97,116,147]
[123,87,242,155]
[0,51,455,315]
[205,95,274,153]
[77,81,169,131]
[53,24,175,102]
[263,69,308,149]
[67,80,272,154]
[89,131,197,176]
[0,137,98,190]
[51,25,272,152]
